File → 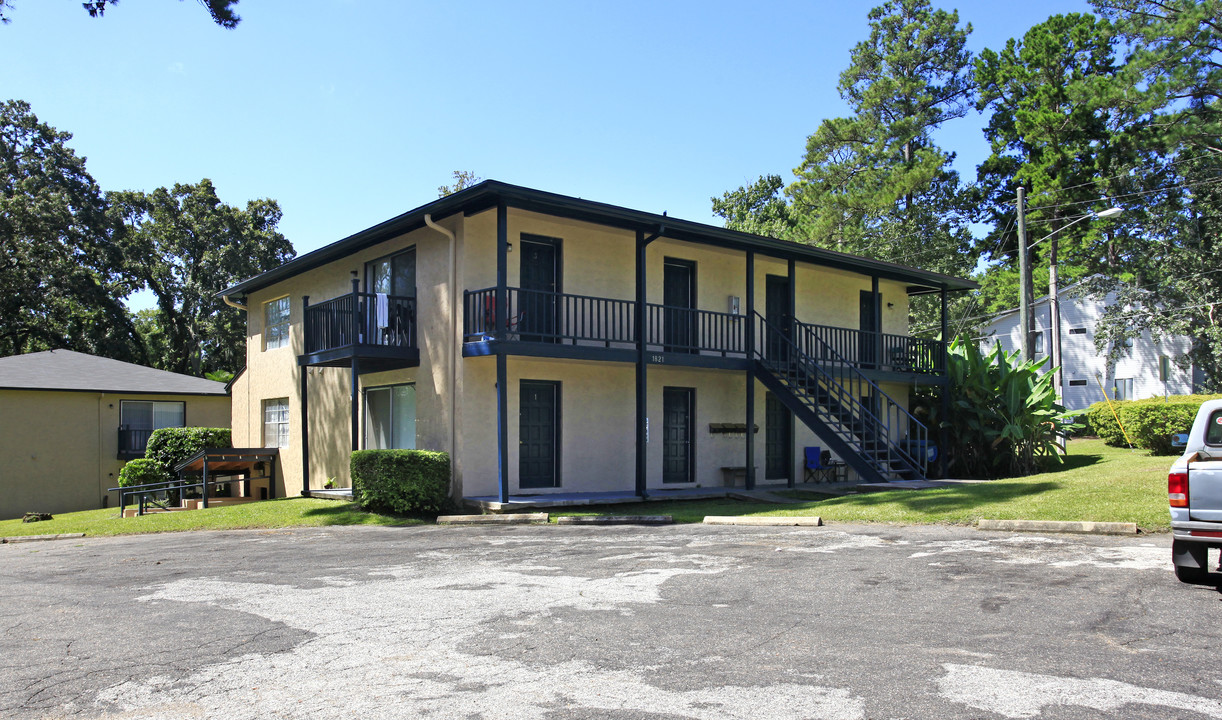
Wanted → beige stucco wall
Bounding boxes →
[232,215,463,495]
[0,390,230,520]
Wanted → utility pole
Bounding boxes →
[1049,216,1063,402]
[1016,186,1034,362]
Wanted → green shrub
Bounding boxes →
[1084,394,1222,454]
[1084,401,1126,446]
[117,458,166,487]
[351,450,450,515]
[145,427,232,480]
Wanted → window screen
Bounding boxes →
[264,398,290,447]
[265,297,290,350]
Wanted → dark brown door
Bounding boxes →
[519,381,559,488]
[520,236,559,342]
[662,387,694,484]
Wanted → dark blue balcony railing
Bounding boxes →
[463,286,943,373]
[304,291,416,355]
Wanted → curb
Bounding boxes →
[2,533,86,544]
[555,515,673,525]
[976,519,1138,535]
[703,516,823,526]
[437,513,549,525]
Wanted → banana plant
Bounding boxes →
[918,338,1075,478]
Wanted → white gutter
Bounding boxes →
[221,295,248,312]
[424,214,459,497]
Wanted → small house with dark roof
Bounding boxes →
[0,349,230,519]
[221,180,976,508]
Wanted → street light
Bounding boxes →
[1015,193,1123,403]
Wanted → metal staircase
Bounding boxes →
[753,313,927,483]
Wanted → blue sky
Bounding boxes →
[4,0,1092,306]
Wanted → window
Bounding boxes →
[1068,379,1088,387]
[120,401,185,455]
[1032,331,1044,355]
[1113,378,1134,401]
[367,249,416,297]
[264,297,290,350]
[1205,410,1222,446]
[364,384,416,450]
[263,398,290,448]
[1069,328,1087,335]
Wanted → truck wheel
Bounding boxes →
[1174,562,1208,584]
[1172,540,1211,584]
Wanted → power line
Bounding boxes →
[1021,175,1222,217]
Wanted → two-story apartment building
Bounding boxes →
[222,181,976,505]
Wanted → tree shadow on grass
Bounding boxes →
[1048,453,1103,472]
[299,501,428,526]
[822,480,1062,514]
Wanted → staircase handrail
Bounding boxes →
[791,318,924,438]
[756,313,927,477]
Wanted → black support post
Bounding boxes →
[350,358,360,452]
[872,275,882,361]
[635,230,648,498]
[939,286,950,478]
[745,252,755,491]
[201,457,209,509]
[299,300,310,496]
[497,353,509,503]
[496,202,508,338]
[496,201,510,503]
[787,258,796,489]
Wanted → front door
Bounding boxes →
[662,387,694,484]
[519,381,560,488]
[520,236,560,342]
[663,259,696,352]
[766,275,790,361]
[765,392,792,481]
[859,289,880,368]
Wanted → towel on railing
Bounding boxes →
[375,293,389,331]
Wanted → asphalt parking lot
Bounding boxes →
[2,522,1220,720]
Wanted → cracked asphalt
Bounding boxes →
[1,522,1220,719]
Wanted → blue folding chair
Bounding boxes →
[804,446,845,483]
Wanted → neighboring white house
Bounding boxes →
[982,282,1198,412]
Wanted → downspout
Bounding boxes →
[424,214,459,497]
[222,294,248,312]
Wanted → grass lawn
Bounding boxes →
[555,438,1173,531]
[0,497,426,539]
[1,438,1171,538]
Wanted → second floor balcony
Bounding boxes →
[463,286,946,377]
[301,288,418,370]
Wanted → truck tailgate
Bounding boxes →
[1188,459,1222,522]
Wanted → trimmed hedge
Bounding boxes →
[145,427,233,482]
[1084,394,1222,454]
[351,450,450,515]
[117,458,165,487]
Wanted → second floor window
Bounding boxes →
[265,297,290,350]
[367,249,416,297]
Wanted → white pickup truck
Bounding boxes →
[1170,399,1222,583]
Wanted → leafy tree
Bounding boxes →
[109,179,294,376]
[974,12,1120,312]
[437,170,482,198]
[0,99,144,360]
[0,0,240,27]
[1088,0,1221,153]
[1066,3,1222,388]
[714,0,978,334]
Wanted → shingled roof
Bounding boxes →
[0,350,228,396]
